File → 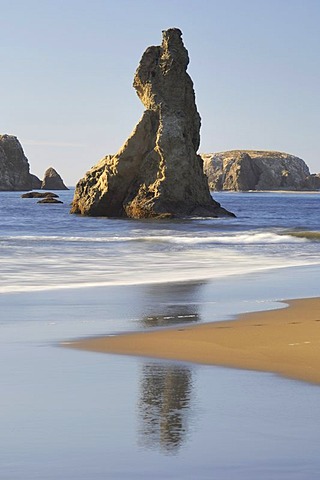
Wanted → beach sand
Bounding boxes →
[65,297,320,385]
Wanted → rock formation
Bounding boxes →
[71,28,234,218]
[21,191,59,198]
[301,174,320,190]
[31,174,42,189]
[41,167,68,190]
[21,191,63,204]
[0,134,68,192]
[0,134,33,191]
[202,150,313,191]
[37,197,63,204]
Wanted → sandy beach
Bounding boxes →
[66,297,320,385]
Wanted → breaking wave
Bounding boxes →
[1,231,311,246]
[286,230,320,242]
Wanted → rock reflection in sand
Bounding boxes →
[137,283,199,452]
[138,362,193,453]
[141,311,199,328]
[140,281,203,328]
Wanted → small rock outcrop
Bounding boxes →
[0,134,33,191]
[71,28,233,218]
[21,191,59,198]
[37,197,63,204]
[202,151,311,191]
[41,167,68,190]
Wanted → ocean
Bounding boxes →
[1,190,320,293]
[1,189,320,479]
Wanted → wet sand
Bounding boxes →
[65,297,320,385]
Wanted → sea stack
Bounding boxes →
[202,150,312,191]
[71,28,234,218]
[0,134,33,191]
[42,167,68,190]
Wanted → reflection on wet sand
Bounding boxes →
[138,283,200,452]
[141,311,199,328]
[138,363,193,454]
[140,281,203,328]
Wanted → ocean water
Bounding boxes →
[1,189,320,479]
[1,190,320,293]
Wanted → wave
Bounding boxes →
[286,230,320,242]
[151,232,307,245]
[1,231,309,246]
[1,237,319,294]
[1,259,319,294]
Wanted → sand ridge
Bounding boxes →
[64,297,320,385]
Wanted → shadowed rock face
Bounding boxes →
[0,134,33,191]
[31,174,42,189]
[301,174,320,190]
[71,28,234,218]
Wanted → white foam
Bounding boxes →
[144,232,307,245]
[1,231,307,245]
[1,254,318,294]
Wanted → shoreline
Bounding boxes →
[64,297,320,385]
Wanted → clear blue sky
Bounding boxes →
[1,0,319,185]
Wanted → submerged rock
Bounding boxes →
[0,134,33,191]
[71,28,234,218]
[202,150,311,191]
[37,197,63,204]
[41,167,68,190]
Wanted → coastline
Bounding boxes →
[65,296,320,385]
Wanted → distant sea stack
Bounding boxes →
[0,133,68,191]
[42,167,68,190]
[202,150,318,191]
[0,134,33,191]
[71,28,234,218]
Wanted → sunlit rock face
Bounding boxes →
[0,134,33,191]
[202,150,311,191]
[71,28,234,218]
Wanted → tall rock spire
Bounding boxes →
[71,28,234,218]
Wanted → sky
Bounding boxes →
[1,0,320,185]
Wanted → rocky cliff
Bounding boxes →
[202,150,315,191]
[0,134,33,191]
[301,174,320,190]
[42,167,68,190]
[71,28,233,218]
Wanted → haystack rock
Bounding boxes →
[0,134,33,191]
[71,28,234,218]
[202,150,311,191]
[42,167,68,190]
